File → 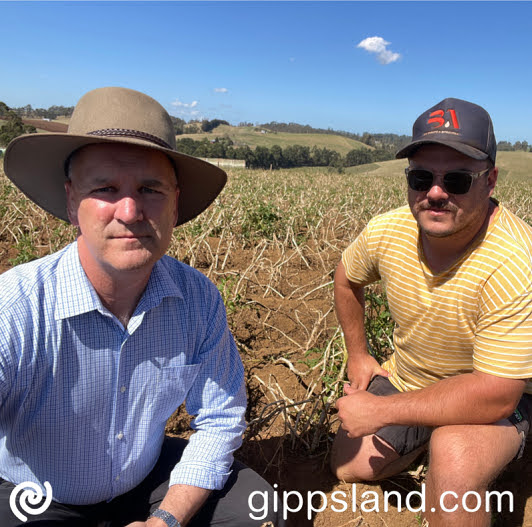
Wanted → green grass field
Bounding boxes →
[178,124,371,155]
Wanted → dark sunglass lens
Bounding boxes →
[443,172,473,194]
[408,170,433,191]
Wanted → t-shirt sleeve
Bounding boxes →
[341,225,381,286]
[474,251,532,381]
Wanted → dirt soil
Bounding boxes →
[0,116,69,133]
[164,241,532,527]
[22,118,68,132]
[1,217,530,527]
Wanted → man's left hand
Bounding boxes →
[336,384,387,438]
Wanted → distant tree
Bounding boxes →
[16,104,33,117]
[175,137,199,155]
[370,148,394,163]
[270,144,284,169]
[170,116,186,135]
[209,139,226,158]
[201,119,230,133]
[184,123,200,134]
[217,135,234,148]
[345,148,372,166]
[234,145,252,161]
[331,156,346,174]
[497,141,513,151]
[0,110,37,146]
[360,132,375,147]
[283,145,311,167]
[310,146,340,167]
[0,101,9,117]
[248,146,271,169]
[192,139,211,157]
[225,146,237,159]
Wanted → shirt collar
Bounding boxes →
[133,256,184,316]
[55,242,104,320]
[55,243,183,321]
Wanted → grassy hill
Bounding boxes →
[178,124,370,155]
[18,119,370,155]
[340,150,532,178]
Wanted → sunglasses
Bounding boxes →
[405,168,490,195]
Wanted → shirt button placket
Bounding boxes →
[112,339,129,495]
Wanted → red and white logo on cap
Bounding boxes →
[427,109,460,130]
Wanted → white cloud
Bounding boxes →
[214,88,228,93]
[169,98,200,118]
[357,36,401,65]
[171,98,198,108]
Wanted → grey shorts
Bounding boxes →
[367,375,531,459]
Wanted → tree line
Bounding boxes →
[2,102,531,158]
[175,136,396,170]
[8,104,74,120]
[497,140,530,152]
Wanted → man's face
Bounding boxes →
[65,143,179,277]
[407,144,497,241]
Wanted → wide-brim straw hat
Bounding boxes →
[3,86,227,226]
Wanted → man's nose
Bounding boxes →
[115,195,143,223]
[426,175,449,200]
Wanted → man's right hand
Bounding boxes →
[347,353,389,391]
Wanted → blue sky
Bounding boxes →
[2,1,531,142]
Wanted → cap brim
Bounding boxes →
[396,139,489,162]
[3,133,227,226]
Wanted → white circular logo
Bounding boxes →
[9,481,53,522]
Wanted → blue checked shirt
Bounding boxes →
[0,242,247,505]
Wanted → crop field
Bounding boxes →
[1,151,531,526]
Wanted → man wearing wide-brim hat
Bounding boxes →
[331,98,532,526]
[0,87,280,526]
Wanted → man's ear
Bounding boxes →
[487,167,498,197]
[64,181,79,226]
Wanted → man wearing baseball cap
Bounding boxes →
[331,98,531,526]
[0,87,280,526]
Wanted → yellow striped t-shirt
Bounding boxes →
[342,203,532,395]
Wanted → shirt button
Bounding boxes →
[115,475,120,481]
[117,432,124,440]
[120,386,126,393]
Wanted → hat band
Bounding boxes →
[86,128,172,149]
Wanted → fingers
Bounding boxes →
[377,367,390,377]
[343,383,356,395]
[345,375,370,392]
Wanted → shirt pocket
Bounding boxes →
[148,364,202,421]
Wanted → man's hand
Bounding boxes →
[126,519,165,527]
[337,371,526,439]
[336,384,388,438]
[125,516,179,526]
[347,353,389,391]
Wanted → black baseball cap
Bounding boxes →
[396,97,496,165]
